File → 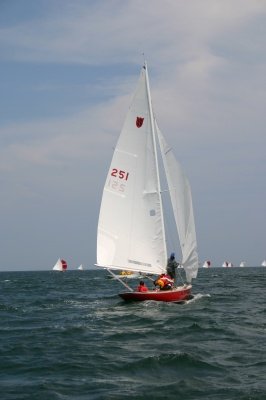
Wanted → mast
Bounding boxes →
[144,62,167,266]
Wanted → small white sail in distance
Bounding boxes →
[202,261,211,268]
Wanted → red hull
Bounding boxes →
[119,285,192,303]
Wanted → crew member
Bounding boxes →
[167,252,179,280]
[136,280,148,292]
[154,273,174,290]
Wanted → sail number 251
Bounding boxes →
[108,168,129,193]
[111,168,129,180]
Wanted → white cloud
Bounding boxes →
[1,0,265,65]
[0,0,266,269]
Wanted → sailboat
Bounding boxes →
[202,260,211,268]
[261,260,266,267]
[77,264,83,270]
[239,261,246,267]
[118,271,142,279]
[222,261,228,268]
[96,63,199,302]
[222,261,233,268]
[53,258,67,272]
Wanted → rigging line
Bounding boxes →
[107,269,133,292]
[145,275,156,282]
[176,268,185,285]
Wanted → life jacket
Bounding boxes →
[155,274,174,289]
[154,278,164,289]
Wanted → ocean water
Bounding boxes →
[0,267,265,400]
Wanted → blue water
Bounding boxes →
[0,268,265,399]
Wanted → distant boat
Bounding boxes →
[261,260,266,267]
[77,264,83,271]
[96,63,199,303]
[110,271,142,280]
[120,270,135,276]
[119,271,141,279]
[222,261,233,268]
[222,262,228,268]
[239,261,246,267]
[202,261,211,268]
[53,258,67,272]
[222,261,234,268]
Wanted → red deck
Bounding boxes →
[119,285,192,302]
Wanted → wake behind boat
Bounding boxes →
[96,63,199,302]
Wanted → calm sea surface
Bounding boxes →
[0,268,265,400]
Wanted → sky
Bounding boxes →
[0,0,266,271]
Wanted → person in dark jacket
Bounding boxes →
[166,252,179,280]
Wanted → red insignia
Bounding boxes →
[136,117,144,128]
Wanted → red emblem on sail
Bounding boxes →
[136,117,144,128]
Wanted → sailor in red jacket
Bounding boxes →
[136,280,148,292]
[154,273,174,290]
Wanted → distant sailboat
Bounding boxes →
[222,261,233,268]
[108,271,142,280]
[239,261,246,267]
[222,262,228,268]
[261,260,266,267]
[118,271,141,279]
[77,264,83,271]
[202,261,211,268]
[53,258,67,272]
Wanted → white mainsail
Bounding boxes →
[97,64,166,275]
[97,63,198,282]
